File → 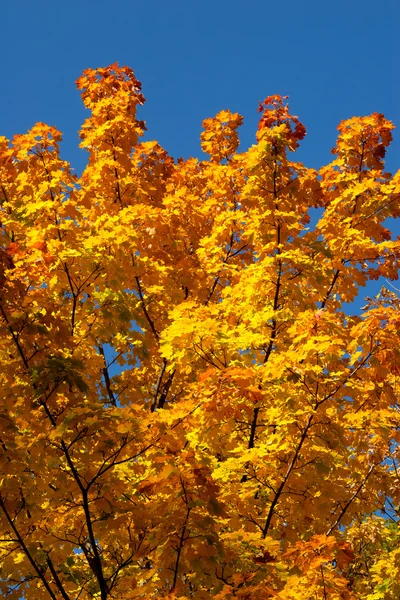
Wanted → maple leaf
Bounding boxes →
[0,64,399,600]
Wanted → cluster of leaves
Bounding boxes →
[0,63,399,599]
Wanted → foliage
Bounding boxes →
[0,63,400,599]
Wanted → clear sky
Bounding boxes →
[2,0,399,305]
[2,0,398,168]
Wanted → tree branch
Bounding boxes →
[326,464,375,536]
[99,345,116,406]
[0,496,57,600]
[262,414,314,538]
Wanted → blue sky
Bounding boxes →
[2,0,398,169]
[2,0,399,306]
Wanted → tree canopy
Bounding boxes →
[0,63,400,599]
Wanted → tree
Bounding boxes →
[0,63,399,599]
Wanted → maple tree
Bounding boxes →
[0,63,400,599]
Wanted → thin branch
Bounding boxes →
[135,276,159,341]
[99,345,116,406]
[151,358,167,412]
[326,464,375,536]
[321,268,341,309]
[0,496,57,600]
[45,553,71,600]
[171,479,191,592]
[262,414,314,538]
[157,370,176,409]
[0,303,30,369]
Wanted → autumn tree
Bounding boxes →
[0,64,400,599]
